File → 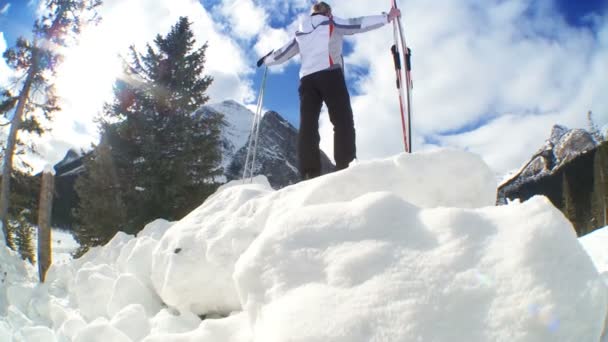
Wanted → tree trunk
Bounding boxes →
[37,170,54,282]
[0,49,38,247]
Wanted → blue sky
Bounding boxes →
[0,0,607,176]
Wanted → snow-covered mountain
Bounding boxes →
[194,100,255,171]
[195,100,334,189]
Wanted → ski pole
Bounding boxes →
[243,66,268,182]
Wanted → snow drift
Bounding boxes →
[0,149,606,341]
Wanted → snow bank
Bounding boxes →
[235,194,606,341]
[0,245,35,316]
[0,149,606,341]
[151,150,496,316]
[580,227,608,285]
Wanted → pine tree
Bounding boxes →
[0,0,101,247]
[75,17,224,245]
[14,210,35,264]
[73,134,129,256]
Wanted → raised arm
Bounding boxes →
[331,15,388,35]
[258,38,300,67]
[332,8,401,36]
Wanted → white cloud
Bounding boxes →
[219,0,267,40]
[0,3,10,15]
[0,32,11,85]
[311,0,608,175]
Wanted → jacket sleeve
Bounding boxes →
[331,15,389,35]
[264,38,300,66]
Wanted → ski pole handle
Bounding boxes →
[391,45,401,70]
[391,45,401,88]
[406,47,412,71]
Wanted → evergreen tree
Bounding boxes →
[14,210,35,264]
[0,0,101,247]
[73,132,128,256]
[75,17,224,246]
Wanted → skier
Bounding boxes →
[257,2,401,180]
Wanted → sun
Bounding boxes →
[54,27,122,117]
[49,10,144,149]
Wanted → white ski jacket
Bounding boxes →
[264,13,389,78]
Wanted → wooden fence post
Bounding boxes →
[38,166,54,282]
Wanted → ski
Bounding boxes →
[390,0,413,153]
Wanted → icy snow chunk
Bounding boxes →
[234,194,607,341]
[48,301,71,330]
[57,316,87,341]
[76,232,134,268]
[137,219,174,240]
[110,304,151,342]
[7,305,33,329]
[0,321,10,341]
[151,181,273,315]
[143,312,251,342]
[74,263,117,320]
[116,236,158,289]
[149,308,202,336]
[6,284,36,314]
[17,326,57,342]
[107,273,163,317]
[73,319,132,342]
[0,244,34,316]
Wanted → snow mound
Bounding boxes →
[236,194,606,341]
[0,149,606,341]
[151,149,497,316]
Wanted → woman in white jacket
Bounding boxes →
[258,2,401,180]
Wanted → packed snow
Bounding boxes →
[0,149,607,341]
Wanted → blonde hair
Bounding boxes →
[312,2,331,15]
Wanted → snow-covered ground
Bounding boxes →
[51,230,80,264]
[0,149,607,341]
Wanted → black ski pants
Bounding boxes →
[298,68,355,179]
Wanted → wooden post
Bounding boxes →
[38,167,54,282]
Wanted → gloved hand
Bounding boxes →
[387,7,401,22]
[257,50,274,68]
